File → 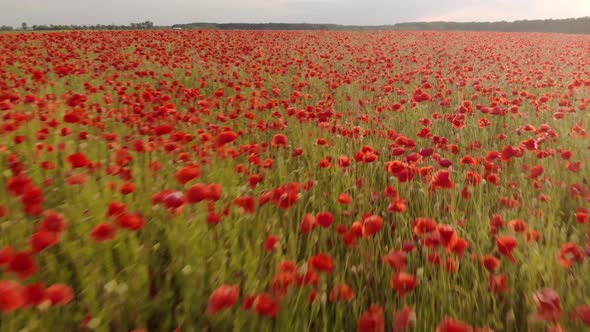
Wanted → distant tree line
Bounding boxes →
[0,25,14,31]
[394,17,590,34]
[6,21,158,31]
[173,17,590,34]
[171,23,394,31]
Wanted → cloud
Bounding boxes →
[418,6,522,22]
[418,0,590,22]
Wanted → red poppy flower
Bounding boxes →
[30,199,55,226]
[571,304,590,326]
[91,223,117,242]
[8,251,37,280]
[271,182,300,209]
[390,272,419,298]
[450,238,470,257]
[489,274,508,294]
[23,283,46,307]
[46,284,74,306]
[363,215,384,237]
[264,235,280,252]
[301,214,317,233]
[252,293,280,318]
[271,134,288,147]
[496,236,518,264]
[175,165,201,185]
[577,207,589,224]
[41,161,57,170]
[21,186,44,213]
[482,255,500,273]
[295,269,319,287]
[489,214,506,234]
[413,217,437,236]
[154,125,173,136]
[106,201,127,217]
[316,211,334,228]
[270,272,294,298]
[508,219,528,233]
[67,152,92,168]
[162,191,185,209]
[445,258,458,273]
[116,212,146,231]
[206,284,240,315]
[248,174,263,189]
[383,250,407,271]
[309,253,334,274]
[393,306,415,332]
[207,184,222,201]
[529,165,545,179]
[558,243,584,268]
[215,131,238,147]
[329,283,354,302]
[437,224,458,249]
[357,305,384,332]
[387,197,407,213]
[338,155,351,168]
[526,230,541,243]
[430,170,455,190]
[318,158,331,168]
[292,148,305,157]
[534,288,562,322]
[436,317,473,332]
[30,231,60,253]
[233,196,256,214]
[402,241,416,253]
[338,193,353,205]
[67,173,88,185]
[567,160,582,173]
[278,260,296,273]
[185,183,210,203]
[120,182,136,195]
[0,280,24,312]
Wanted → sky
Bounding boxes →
[0,0,589,27]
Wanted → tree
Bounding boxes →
[21,22,28,30]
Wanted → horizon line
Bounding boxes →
[3,15,589,28]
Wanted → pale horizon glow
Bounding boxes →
[0,0,589,27]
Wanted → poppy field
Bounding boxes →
[0,30,590,331]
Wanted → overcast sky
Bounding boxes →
[1,0,589,27]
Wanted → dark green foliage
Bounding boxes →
[26,21,157,31]
[174,17,590,34]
